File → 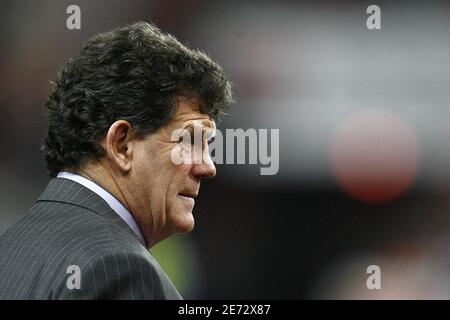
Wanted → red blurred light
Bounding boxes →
[331,110,420,204]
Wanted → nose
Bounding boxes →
[191,147,216,179]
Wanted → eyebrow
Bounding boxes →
[183,118,215,129]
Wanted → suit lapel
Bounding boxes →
[37,177,146,246]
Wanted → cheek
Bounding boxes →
[133,144,171,181]
[132,160,155,192]
[133,142,192,202]
[164,165,193,214]
[166,164,193,196]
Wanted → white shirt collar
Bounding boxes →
[57,171,146,246]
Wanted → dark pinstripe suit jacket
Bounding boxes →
[0,177,182,300]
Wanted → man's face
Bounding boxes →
[128,97,216,246]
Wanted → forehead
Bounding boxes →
[170,96,215,128]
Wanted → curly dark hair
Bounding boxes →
[42,22,233,178]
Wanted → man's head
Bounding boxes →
[43,22,233,246]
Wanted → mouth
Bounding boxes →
[177,192,197,203]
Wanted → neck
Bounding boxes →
[74,162,132,213]
[71,162,163,248]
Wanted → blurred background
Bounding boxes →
[0,0,449,299]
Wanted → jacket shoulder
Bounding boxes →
[55,248,182,300]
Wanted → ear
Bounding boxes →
[104,120,134,172]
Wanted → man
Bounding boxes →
[0,22,233,299]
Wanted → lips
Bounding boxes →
[178,185,199,206]
[178,191,198,199]
[178,194,194,200]
[178,194,196,208]
[178,191,197,201]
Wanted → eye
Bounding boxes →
[175,127,194,144]
[189,129,196,145]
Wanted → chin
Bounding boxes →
[170,211,195,234]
